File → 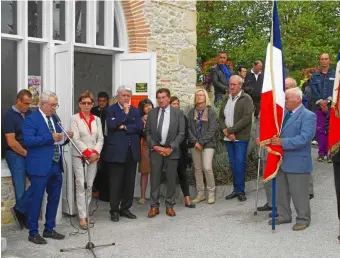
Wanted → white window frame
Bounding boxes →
[1,0,128,176]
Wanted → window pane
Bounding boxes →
[1,40,18,158]
[28,1,43,38]
[53,0,66,40]
[114,18,119,47]
[1,1,17,34]
[28,43,42,107]
[96,0,105,46]
[75,0,87,43]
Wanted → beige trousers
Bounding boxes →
[191,148,216,197]
[73,157,97,218]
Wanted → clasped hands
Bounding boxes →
[153,146,173,156]
[223,128,236,141]
[87,153,99,163]
[319,100,329,114]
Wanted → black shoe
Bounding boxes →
[237,193,247,202]
[257,203,272,212]
[309,194,314,200]
[10,207,25,230]
[120,210,137,219]
[28,234,47,245]
[42,230,65,240]
[225,192,238,200]
[111,212,119,222]
[268,209,279,218]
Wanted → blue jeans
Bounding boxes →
[225,140,249,194]
[6,150,27,212]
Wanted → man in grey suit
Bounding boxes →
[269,87,316,231]
[146,88,185,218]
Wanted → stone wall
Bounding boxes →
[144,0,197,106]
[1,177,15,224]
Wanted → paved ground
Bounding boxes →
[2,148,339,258]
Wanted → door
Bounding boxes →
[54,43,76,216]
[115,52,156,198]
[115,52,157,104]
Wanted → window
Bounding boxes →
[28,1,43,38]
[1,1,17,34]
[53,0,66,40]
[96,0,105,46]
[75,0,87,43]
[28,43,42,106]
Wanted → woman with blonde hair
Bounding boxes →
[187,89,217,204]
[71,91,104,229]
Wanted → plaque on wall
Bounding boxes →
[136,83,148,93]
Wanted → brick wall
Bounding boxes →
[1,177,15,224]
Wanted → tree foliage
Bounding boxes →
[197,0,340,78]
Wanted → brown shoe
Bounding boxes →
[148,208,159,218]
[165,208,176,217]
[292,223,309,231]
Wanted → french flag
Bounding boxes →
[259,0,285,182]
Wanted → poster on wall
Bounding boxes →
[136,83,148,93]
[130,95,148,108]
[28,75,41,107]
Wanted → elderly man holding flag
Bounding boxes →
[327,51,340,241]
[259,0,316,231]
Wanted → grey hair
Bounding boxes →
[116,85,132,96]
[286,87,302,100]
[230,75,243,85]
[39,91,58,105]
[285,77,297,88]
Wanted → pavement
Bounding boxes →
[1,148,339,258]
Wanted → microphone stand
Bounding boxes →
[56,119,115,258]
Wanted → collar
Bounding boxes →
[251,68,261,75]
[291,104,303,114]
[160,105,171,112]
[79,111,95,120]
[39,108,49,119]
[118,102,124,110]
[229,90,243,100]
[12,105,21,114]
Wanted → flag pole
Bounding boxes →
[272,177,276,232]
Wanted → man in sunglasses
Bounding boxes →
[3,89,32,230]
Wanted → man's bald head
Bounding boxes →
[285,77,297,90]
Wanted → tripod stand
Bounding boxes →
[56,119,115,258]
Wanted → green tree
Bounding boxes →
[197,1,340,78]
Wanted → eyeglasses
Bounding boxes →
[46,103,59,109]
[80,102,93,106]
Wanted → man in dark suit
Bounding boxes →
[105,86,143,222]
[91,91,110,201]
[243,60,264,118]
[21,91,72,244]
[211,51,232,106]
[146,88,185,218]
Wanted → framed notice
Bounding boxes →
[28,75,41,107]
[136,83,148,93]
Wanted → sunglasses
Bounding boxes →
[80,102,93,106]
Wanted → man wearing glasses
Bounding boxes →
[19,91,72,244]
[3,90,32,229]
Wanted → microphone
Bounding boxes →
[53,111,62,124]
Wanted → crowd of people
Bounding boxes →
[2,51,339,245]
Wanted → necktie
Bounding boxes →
[157,109,165,143]
[47,116,60,163]
[282,111,292,128]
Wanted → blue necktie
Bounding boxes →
[47,116,60,163]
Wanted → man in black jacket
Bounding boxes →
[243,60,264,118]
[211,51,232,106]
[91,92,110,201]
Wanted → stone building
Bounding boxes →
[1,0,197,224]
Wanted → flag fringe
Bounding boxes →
[262,145,283,183]
[329,141,340,157]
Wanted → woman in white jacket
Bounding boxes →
[71,91,104,229]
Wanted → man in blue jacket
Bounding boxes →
[269,87,316,231]
[22,91,72,244]
[310,53,335,162]
[105,86,143,222]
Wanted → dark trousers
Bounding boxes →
[225,140,249,194]
[334,162,340,220]
[177,151,190,197]
[150,151,178,209]
[6,150,27,212]
[94,138,110,201]
[26,162,63,236]
[108,148,137,214]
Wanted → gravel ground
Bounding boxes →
[2,148,339,258]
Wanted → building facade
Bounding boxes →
[1,0,197,224]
